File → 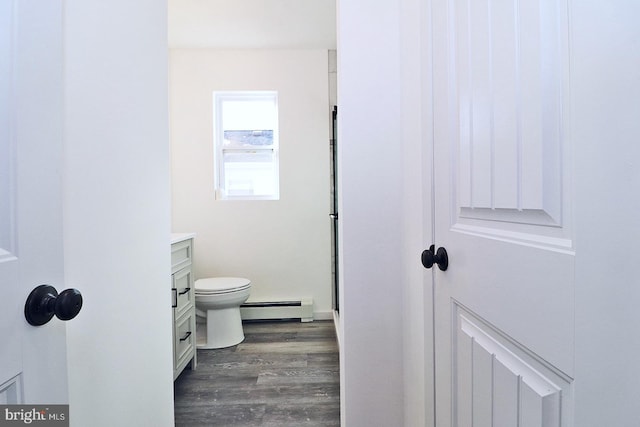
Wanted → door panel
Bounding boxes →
[0,0,13,253]
[0,0,23,394]
[432,0,574,425]
[453,305,571,427]
[453,0,568,233]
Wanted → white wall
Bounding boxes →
[63,1,174,426]
[337,0,406,424]
[168,0,336,49]
[573,1,640,425]
[170,49,332,317]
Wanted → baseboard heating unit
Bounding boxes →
[240,298,313,322]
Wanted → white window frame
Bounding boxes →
[213,91,280,200]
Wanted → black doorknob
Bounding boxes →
[24,285,83,326]
[421,245,449,271]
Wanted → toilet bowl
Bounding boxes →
[194,277,251,349]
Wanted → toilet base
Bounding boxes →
[197,306,245,349]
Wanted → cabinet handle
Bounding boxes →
[179,331,192,342]
[171,288,177,308]
[179,288,191,295]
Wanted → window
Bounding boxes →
[213,91,279,200]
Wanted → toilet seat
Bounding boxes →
[195,277,251,295]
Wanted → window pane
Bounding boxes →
[223,130,273,148]
[222,99,276,130]
[223,150,277,197]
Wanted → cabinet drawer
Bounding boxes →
[174,311,195,370]
[172,267,194,317]
[171,239,192,273]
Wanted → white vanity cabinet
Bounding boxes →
[171,234,197,380]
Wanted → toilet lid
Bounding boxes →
[195,277,251,294]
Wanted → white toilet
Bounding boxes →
[194,277,251,349]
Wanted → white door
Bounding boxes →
[0,0,70,404]
[430,0,575,424]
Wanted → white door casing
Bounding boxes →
[0,0,68,404]
[431,0,575,425]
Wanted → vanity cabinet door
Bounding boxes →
[174,311,196,374]
[173,267,194,318]
[171,238,196,380]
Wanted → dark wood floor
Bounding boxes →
[174,320,340,427]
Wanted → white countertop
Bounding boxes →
[171,233,196,244]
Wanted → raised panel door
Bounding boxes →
[0,0,68,403]
[431,0,575,425]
